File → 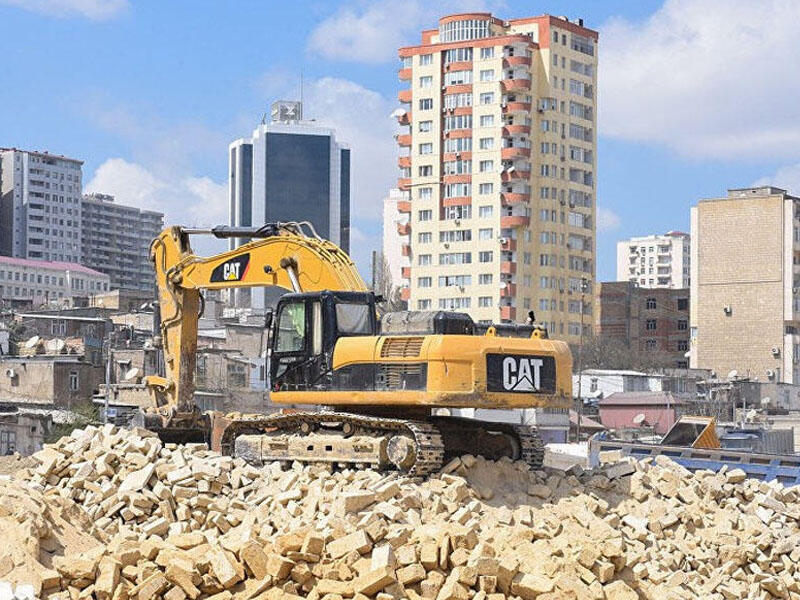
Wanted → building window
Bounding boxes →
[419,120,433,132]
[479,137,494,150]
[478,228,493,240]
[418,187,432,200]
[646,319,657,331]
[677,298,688,310]
[479,115,494,127]
[418,254,432,266]
[479,92,494,105]
[646,298,657,310]
[418,210,432,221]
[478,251,493,263]
[479,69,495,82]
[418,165,433,176]
[677,320,688,331]
[439,297,471,309]
[478,206,493,218]
[480,47,494,59]
[479,274,493,284]
[419,76,433,88]
[419,54,433,65]
[419,143,433,154]
[479,183,493,194]
[677,340,689,352]
[417,277,432,288]
[69,371,79,391]
[418,232,431,243]
[419,98,433,110]
[478,296,493,307]
[644,339,657,350]
[418,299,431,309]
[479,160,494,172]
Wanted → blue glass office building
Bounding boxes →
[229,102,350,308]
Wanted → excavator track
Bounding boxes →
[221,412,544,475]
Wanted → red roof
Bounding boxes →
[0,255,106,277]
[599,392,687,407]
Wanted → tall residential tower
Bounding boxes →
[616,231,690,289]
[396,13,597,341]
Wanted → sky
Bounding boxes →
[2,0,800,280]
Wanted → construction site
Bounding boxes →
[0,223,800,600]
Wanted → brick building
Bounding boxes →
[595,281,690,368]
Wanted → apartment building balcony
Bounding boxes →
[396,134,412,147]
[502,124,531,136]
[443,84,472,95]
[501,147,531,160]
[397,177,411,190]
[444,60,473,71]
[396,111,412,126]
[442,151,471,161]
[500,306,517,321]
[442,173,471,184]
[397,222,411,237]
[398,89,412,103]
[397,200,411,213]
[401,287,411,301]
[452,106,472,116]
[500,215,530,228]
[500,238,517,252]
[500,283,517,298]
[398,68,412,81]
[502,101,532,114]
[504,55,532,68]
[442,196,471,207]
[501,192,530,206]
[401,266,411,279]
[500,261,517,275]
[501,78,532,91]
[445,129,472,139]
[500,170,531,182]
[398,156,411,168]
[401,244,412,257]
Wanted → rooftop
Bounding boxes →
[0,147,83,164]
[0,255,108,277]
[599,391,687,406]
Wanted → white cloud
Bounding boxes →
[601,0,800,160]
[596,206,621,232]
[754,163,800,197]
[0,0,128,19]
[308,0,506,63]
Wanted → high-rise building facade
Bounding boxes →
[0,255,110,307]
[396,13,597,340]
[80,193,164,293]
[0,148,83,262]
[229,101,351,309]
[616,231,690,289]
[690,187,800,383]
[381,188,411,293]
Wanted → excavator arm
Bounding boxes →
[145,222,367,424]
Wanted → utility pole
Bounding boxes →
[576,277,589,443]
[104,334,113,424]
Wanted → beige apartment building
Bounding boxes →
[616,231,690,289]
[690,187,800,383]
[395,12,597,340]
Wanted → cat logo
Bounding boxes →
[210,254,251,283]
[486,353,556,394]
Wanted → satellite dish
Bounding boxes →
[728,370,738,380]
[124,367,141,382]
[45,338,65,353]
[390,108,406,119]
[761,397,771,407]
[633,413,647,426]
[24,335,40,349]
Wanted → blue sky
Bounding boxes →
[1,0,799,280]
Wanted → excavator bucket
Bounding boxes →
[660,415,720,449]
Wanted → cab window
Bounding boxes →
[336,303,372,335]
[275,302,306,352]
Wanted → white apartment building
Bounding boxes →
[0,148,83,262]
[397,13,597,341]
[381,188,411,294]
[616,231,690,289]
[0,255,110,307]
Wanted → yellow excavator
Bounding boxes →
[139,222,573,474]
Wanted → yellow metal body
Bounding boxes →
[271,332,572,409]
[147,223,573,422]
[660,415,721,449]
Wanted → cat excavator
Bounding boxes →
[139,222,573,474]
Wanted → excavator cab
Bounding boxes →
[269,290,378,392]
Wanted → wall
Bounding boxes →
[0,357,103,407]
[598,404,680,435]
[0,410,51,455]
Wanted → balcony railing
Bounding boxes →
[398,89,412,103]
[501,192,530,205]
[502,124,531,136]
[397,200,411,213]
[397,222,411,235]
[401,266,411,279]
[397,177,411,190]
[500,238,517,252]
[398,156,411,168]
[500,170,531,182]
[401,287,410,301]
[500,283,517,298]
[501,78,532,91]
[502,56,532,68]
[502,101,532,114]
[399,68,412,81]
[396,134,412,147]
[500,261,517,274]
[500,215,530,228]
[396,111,412,126]
[500,306,517,321]
[501,147,531,160]
[401,244,411,257]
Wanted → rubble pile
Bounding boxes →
[3,425,800,599]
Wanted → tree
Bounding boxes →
[374,253,407,313]
[571,334,675,372]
